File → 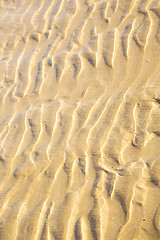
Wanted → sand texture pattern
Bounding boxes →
[0,0,160,239]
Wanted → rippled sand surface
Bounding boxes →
[0,0,160,239]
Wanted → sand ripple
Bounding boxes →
[0,0,160,239]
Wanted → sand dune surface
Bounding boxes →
[0,0,160,239]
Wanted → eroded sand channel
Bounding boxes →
[0,0,160,239]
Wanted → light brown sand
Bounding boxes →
[0,0,160,239]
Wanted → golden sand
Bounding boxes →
[0,0,160,239]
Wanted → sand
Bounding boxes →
[0,0,160,239]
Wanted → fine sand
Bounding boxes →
[0,0,160,239]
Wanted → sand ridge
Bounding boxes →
[0,0,160,239]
